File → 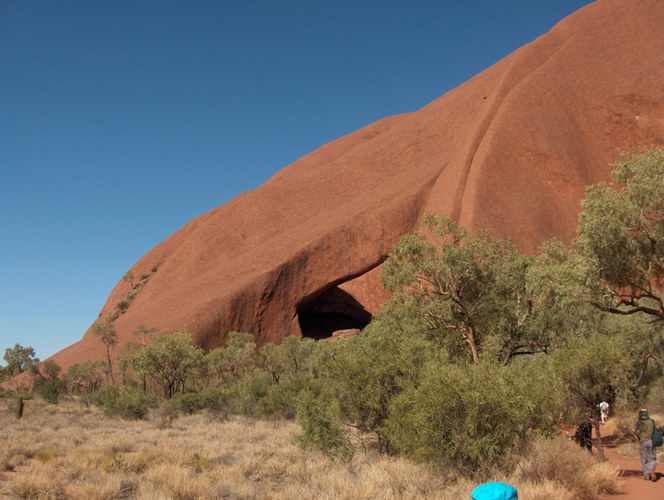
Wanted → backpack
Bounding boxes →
[652,419,664,447]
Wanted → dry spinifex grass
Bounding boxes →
[0,400,620,499]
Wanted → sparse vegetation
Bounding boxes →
[0,400,623,499]
[2,148,664,497]
[94,385,155,420]
[91,316,118,385]
[116,267,157,314]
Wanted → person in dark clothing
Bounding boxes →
[574,418,593,452]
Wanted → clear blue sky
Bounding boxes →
[1,0,595,362]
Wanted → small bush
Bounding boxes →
[36,380,65,404]
[94,386,154,419]
[295,389,353,462]
[169,392,207,415]
[645,376,664,414]
[385,361,544,473]
[236,376,271,417]
[253,375,309,419]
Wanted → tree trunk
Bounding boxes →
[106,347,115,385]
[465,324,480,364]
[16,397,24,419]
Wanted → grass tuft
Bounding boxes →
[0,399,625,499]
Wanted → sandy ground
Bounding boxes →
[597,419,662,500]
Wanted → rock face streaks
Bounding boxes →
[51,0,664,369]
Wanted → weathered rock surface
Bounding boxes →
[51,0,664,369]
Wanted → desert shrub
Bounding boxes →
[167,385,233,418]
[94,386,154,419]
[34,377,65,404]
[507,356,565,435]
[321,321,429,452]
[205,331,256,388]
[169,387,237,416]
[199,386,233,416]
[295,389,353,462]
[129,331,205,398]
[235,374,271,417]
[169,392,207,415]
[645,376,664,414]
[254,371,314,419]
[385,360,546,473]
[32,360,65,404]
[117,299,130,311]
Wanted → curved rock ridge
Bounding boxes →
[52,0,664,369]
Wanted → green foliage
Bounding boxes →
[575,147,664,320]
[65,360,106,397]
[169,392,208,415]
[321,321,429,451]
[255,341,288,384]
[551,333,632,460]
[600,314,664,402]
[35,378,65,404]
[3,344,39,378]
[255,335,316,384]
[278,335,316,376]
[384,360,560,472]
[552,334,631,413]
[526,239,598,342]
[94,385,154,419]
[33,360,65,404]
[295,389,353,462]
[257,371,317,419]
[206,331,256,386]
[91,317,118,349]
[380,214,544,365]
[92,316,118,384]
[645,376,664,414]
[168,386,233,416]
[129,331,204,398]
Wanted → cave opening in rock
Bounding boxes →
[297,286,372,340]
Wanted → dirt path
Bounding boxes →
[596,420,661,500]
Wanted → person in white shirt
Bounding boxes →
[599,401,609,424]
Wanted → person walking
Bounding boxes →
[574,415,593,452]
[599,401,609,424]
[631,408,657,481]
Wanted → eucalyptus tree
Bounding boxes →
[3,344,39,389]
[129,331,205,398]
[380,213,546,365]
[91,316,118,385]
[575,147,664,320]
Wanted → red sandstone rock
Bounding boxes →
[48,0,664,370]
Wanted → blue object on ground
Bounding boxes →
[471,482,518,500]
